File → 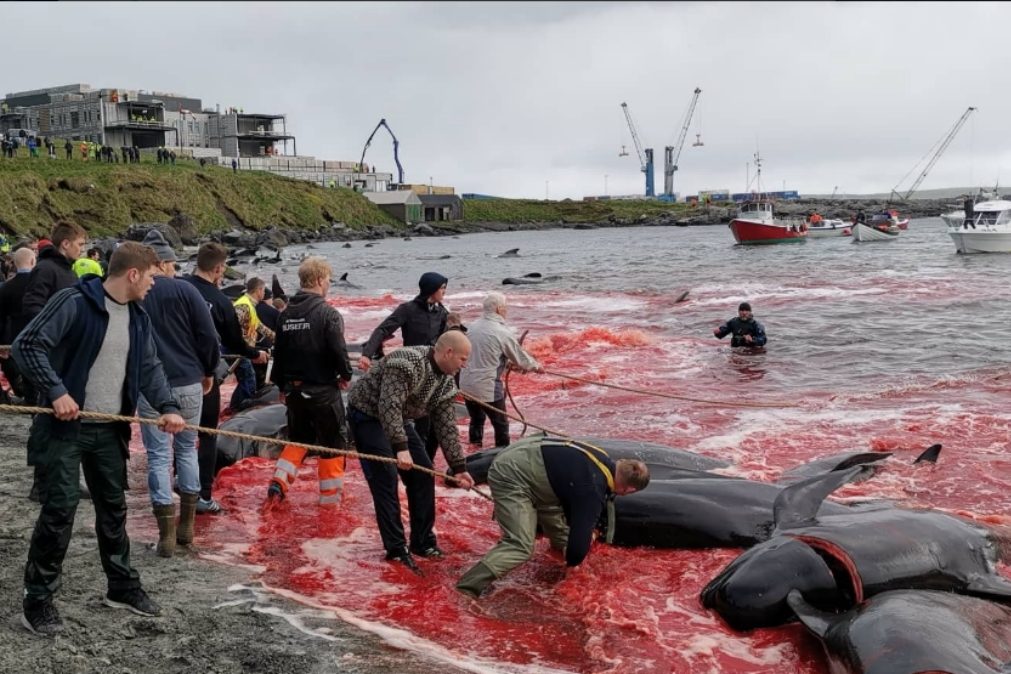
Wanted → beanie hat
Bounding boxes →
[142,228,178,262]
[418,271,448,298]
[738,302,752,312]
[37,238,52,249]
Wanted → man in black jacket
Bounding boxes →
[22,221,87,500]
[22,221,86,320]
[713,301,767,348]
[265,257,353,506]
[182,243,268,514]
[456,436,649,598]
[358,271,449,457]
[0,247,37,401]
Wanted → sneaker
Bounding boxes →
[103,588,161,617]
[196,497,224,514]
[411,545,445,559]
[385,549,423,575]
[22,597,63,636]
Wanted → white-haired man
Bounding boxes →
[459,292,540,448]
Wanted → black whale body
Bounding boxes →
[788,589,1011,674]
[701,490,1011,631]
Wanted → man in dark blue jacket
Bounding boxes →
[456,436,649,598]
[139,229,220,556]
[182,242,268,514]
[713,301,767,348]
[12,242,185,636]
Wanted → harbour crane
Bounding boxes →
[621,102,654,197]
[359,118,404,186]
[890,106,976,202]
[664,87,702,198]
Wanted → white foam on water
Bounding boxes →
[534,296,648,313]
[226,583,578,674]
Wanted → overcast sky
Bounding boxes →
[6,2,1009,199]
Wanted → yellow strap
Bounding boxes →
[545,437,615,491]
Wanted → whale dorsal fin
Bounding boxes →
[913,443,942,464]
[340,272,349,281]
[773,466,863,530]
[787,590,834,638]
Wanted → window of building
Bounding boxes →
[70,111,79,129]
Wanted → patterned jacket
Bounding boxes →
[347,346,465,471]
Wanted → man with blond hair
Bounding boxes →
[265,257,354,507]
[13,242,186,634]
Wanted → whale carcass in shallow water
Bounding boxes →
[788,589,1011,674]
[461,439,893,550]
[701,469,1011,631]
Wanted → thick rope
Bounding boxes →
[541,369,796,408]
[0,404,492,502]
[459,392,574,441]
[504,330,530,437]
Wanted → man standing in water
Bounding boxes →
[713,302,767,347]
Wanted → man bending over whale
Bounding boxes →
[456,436,649,598]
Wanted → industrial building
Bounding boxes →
[365,191,423,224]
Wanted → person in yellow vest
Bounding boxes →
[72,255,103,278]
[232,277,275,410]
[456,436,650,598]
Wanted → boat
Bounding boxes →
[947,198,1011,253]
[941,185,1002,229]
[806,218,851,239]
[727,153,807,245]
[851,222,900,242]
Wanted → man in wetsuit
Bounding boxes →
[713,301,767,347]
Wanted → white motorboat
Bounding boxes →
[940,186,1002,229]
[947,199,1011,253]
[806,218,851,239]
[851,222,899,242]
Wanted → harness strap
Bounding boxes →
[543,437,615,492]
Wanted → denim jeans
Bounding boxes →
[138,382,204,506]
[230,359,257,411]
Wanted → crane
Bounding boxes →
[890,106,976,202]
[359,118,404,187]
[620,102,654,197]
[664,87,702,198]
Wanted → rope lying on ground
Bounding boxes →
[0,404,492,502]
[540,369,796,409]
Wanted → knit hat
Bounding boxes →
[37,238,52,250]
[418,271,448,298]
[738,302,752,312]
[141,229,178,262]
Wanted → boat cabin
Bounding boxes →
[969,200,1011,227]
[738,200,774,223]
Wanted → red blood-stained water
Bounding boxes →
[121,223,1011,673]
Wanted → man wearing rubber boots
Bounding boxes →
[456,435,650,598]
[265,257,354,507]
[347,330,475,572]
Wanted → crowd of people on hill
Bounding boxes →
[0,223,764,635]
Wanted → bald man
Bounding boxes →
[0,247,38,402]
[346,331,476,572]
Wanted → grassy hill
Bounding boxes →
[461,197,692,224]
[0,153,399,240]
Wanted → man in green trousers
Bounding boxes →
[457,435,649,598]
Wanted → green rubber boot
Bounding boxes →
[456,562,497,599]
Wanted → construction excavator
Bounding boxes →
[359,118,404,186]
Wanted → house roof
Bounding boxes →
[365,190,422,205]
[418,194,462,206]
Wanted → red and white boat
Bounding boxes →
[728,152,807,245]
[728,199,808,245]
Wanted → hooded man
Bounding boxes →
[358,272,450,458]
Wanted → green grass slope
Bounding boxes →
[461,197,692,224]
[0,155,399,239]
